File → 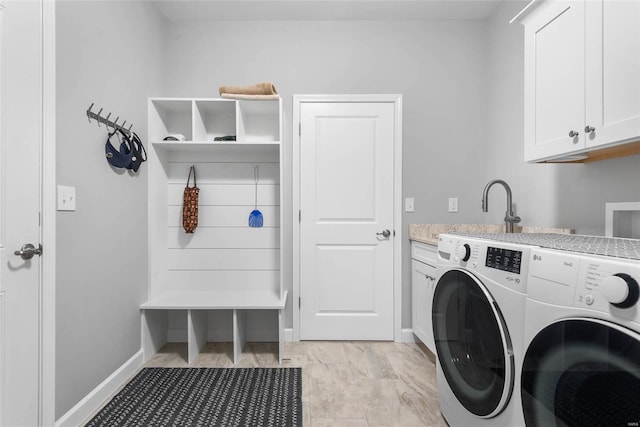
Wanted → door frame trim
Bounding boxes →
[292,94,403,342]
[0,1,55,424]
[41,0,56,424]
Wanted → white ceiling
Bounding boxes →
[151,0,504,22]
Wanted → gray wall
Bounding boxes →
[160,19,490,329]
[53,5,640,418]
[55,1,164,418]
[485,1,640,236]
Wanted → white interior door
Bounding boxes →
[299,101,395,340]
[0,1,44,425]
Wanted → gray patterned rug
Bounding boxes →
[85,367,302,426]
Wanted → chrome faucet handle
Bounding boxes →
[505,214,521,224]
[504,215,521,233]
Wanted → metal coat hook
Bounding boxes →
[96,108,103,128]
[86,103,133,136]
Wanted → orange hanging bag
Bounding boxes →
[182,166,199,233]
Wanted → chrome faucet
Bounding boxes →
[482,179,521,233]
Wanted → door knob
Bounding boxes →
[569,130,579,138]
[376,229,391,238]
[584,125,596,134]
[14,243,43,260]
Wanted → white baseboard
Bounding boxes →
[283,328,409,343]
[55,350,143,427]
[401,328,417,343]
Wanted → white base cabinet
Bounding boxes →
[411,241,438,354]
[143,98,286,364]
[519,0,640,163]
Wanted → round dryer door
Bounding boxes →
[522,318,640,427]
[432,269,515,418]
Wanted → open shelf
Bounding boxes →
[237,100,281,143]
[193,99,236,141]
[148,97,281,144]
[149,99,193,141]
[151,140,281,153]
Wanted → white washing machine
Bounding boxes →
[433,234,531,427]
[522,242,640,426]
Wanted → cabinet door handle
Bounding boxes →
[584,125,595,134]
[425,274,436,281]
[569,130,579,138]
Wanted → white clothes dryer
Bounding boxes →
[522,243,640,427]
[433,234,531,427]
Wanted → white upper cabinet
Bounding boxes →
[585,1,640,150]
[520,0,640,163]
[523,1,585,162]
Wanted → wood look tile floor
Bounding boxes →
[144,341,448,427]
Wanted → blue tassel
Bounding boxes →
[249,209,263,228]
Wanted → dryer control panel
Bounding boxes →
[529,247,640,324]
[576,257,640,316]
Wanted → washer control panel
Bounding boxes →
[456,243,472,262]
[485,246,523,274]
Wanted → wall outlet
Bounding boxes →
[405,197,415,212]
[448,197,458,213]
[57,185,76,211]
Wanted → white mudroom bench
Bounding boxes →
[142,97,287,366]
[141,290,287,364]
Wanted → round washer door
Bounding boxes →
[432,269,515,418]
[522,318,640,427]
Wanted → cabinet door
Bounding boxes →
[524,1,585,162]
[412,259,437,353]
[585,0,640,148]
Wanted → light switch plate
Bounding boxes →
[405,197,415,212]
[448,197,458,213]
[57,185,76,211]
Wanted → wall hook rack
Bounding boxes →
[86,103,133,136]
